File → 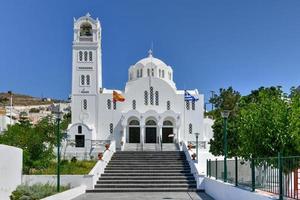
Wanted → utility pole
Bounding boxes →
[210,91,215,111]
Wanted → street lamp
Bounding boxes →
[221,110,230,182]
[194,132,200,163]
[54,105,63,192]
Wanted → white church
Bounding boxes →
[66,14,213,158]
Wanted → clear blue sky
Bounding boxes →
[1,0,300,102]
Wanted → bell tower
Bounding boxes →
[71,13,102,128]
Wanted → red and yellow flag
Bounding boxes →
[113,91,125,102]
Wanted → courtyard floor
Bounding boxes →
[72,192,214,200]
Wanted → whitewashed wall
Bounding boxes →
[0,145,23,200]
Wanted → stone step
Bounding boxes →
[107,164,190,167]
[104,169,191,173]
[98,176,195,180]
[94,183,197,188]
[101,173,193,176]
[86,188,202,193]
[105,167,190,170]
[96,180,196,184]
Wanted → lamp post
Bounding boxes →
[194,132,200,163]
[221,110,230,182]
[55,105,63,192]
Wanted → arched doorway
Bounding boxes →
[128,119,140,143]
[162,120,174,143]
[145,119,157,143]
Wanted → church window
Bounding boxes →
[79,51,83,61]
[189,123,193,134]
[147,69,150,76]
[107,99,111,110]
[109,123,113,134]
[163,120,173,126]
[162,70,165,78]
[75,135,85,147]
[132,100,136,110]
[146,120,156,126]
[137,70,140,78]
[80,22,92,36]
[89,51,92,61]
[155,91,159,105]
[192,101,196,110]
[113,101,117,110]
[140,69,143,77]
[129,72,133,80]
[86,75,90,85]
[151,68,154,76]
[167,101,171,110]
[159,69,161,77]
[80,75,85,85]
[129,120,140,126]
[78,125,82,133]
[144,91,148,105]
[84,51,88,62]
[186,101,190,110]
[150,87,154,105]
[83,99,87,110]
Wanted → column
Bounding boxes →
[158,125,162,147]
[122,126,126,144]
[140,125,145,150]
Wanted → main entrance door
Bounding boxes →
[145,127,157,143]
[162,127,173,143]
[129,127,140,143]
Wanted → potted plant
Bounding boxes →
[188,143,193,150]
[105,143,110,150]
[98,152,103,160]
[191,153,196,160]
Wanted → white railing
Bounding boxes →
[87,140,115,189]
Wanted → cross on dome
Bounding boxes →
[148,49,153,57]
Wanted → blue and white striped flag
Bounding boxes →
[184,90,199,102]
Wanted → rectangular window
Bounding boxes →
[75,135,85,147]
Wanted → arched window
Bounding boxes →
[80,22,92,36]
[84,51,88,61]
[151,68,154,76]
[144,91,148,105]
[113,101,116,110]
[140,69,143,77]
[189,123,193,134]
[107,99,111,110]
[192,101,195,110]
[167,101,171,110]
[129,72,133,80]
[150,87,154,105]
[86,75,90,85]
[186,101,190,110]
[147,69,150,76]
[163,120,173,126]
[136,70,139,78]
[132,100,136,110]
[109,123,113,134]
[168,72,171,80]
[83,99,87,110]
[146,120,156,126]
[155,91,159,106]
[80,75,85,85]
[129,120,140,126]
[162,70,165,78]
[159,69,161,77]
[89,51,92,61]
[78,125,82,133]
[79,51,83,61]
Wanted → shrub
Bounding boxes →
[10,183,69,200]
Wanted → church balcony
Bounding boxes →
[79,36,93,42]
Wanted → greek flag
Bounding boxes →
[184,90,199,102]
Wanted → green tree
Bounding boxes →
[208,87,241,157]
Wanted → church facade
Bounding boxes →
[67,14,211,157]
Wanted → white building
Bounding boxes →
[67,14,212,158]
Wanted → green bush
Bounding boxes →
[29,160,97,175]
[10,183,69,200]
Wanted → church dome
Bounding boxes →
[128,50,175,88]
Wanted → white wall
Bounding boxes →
[0,145,23,200]
[204,178,276,200]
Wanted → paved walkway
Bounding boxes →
[73,192,214,200]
